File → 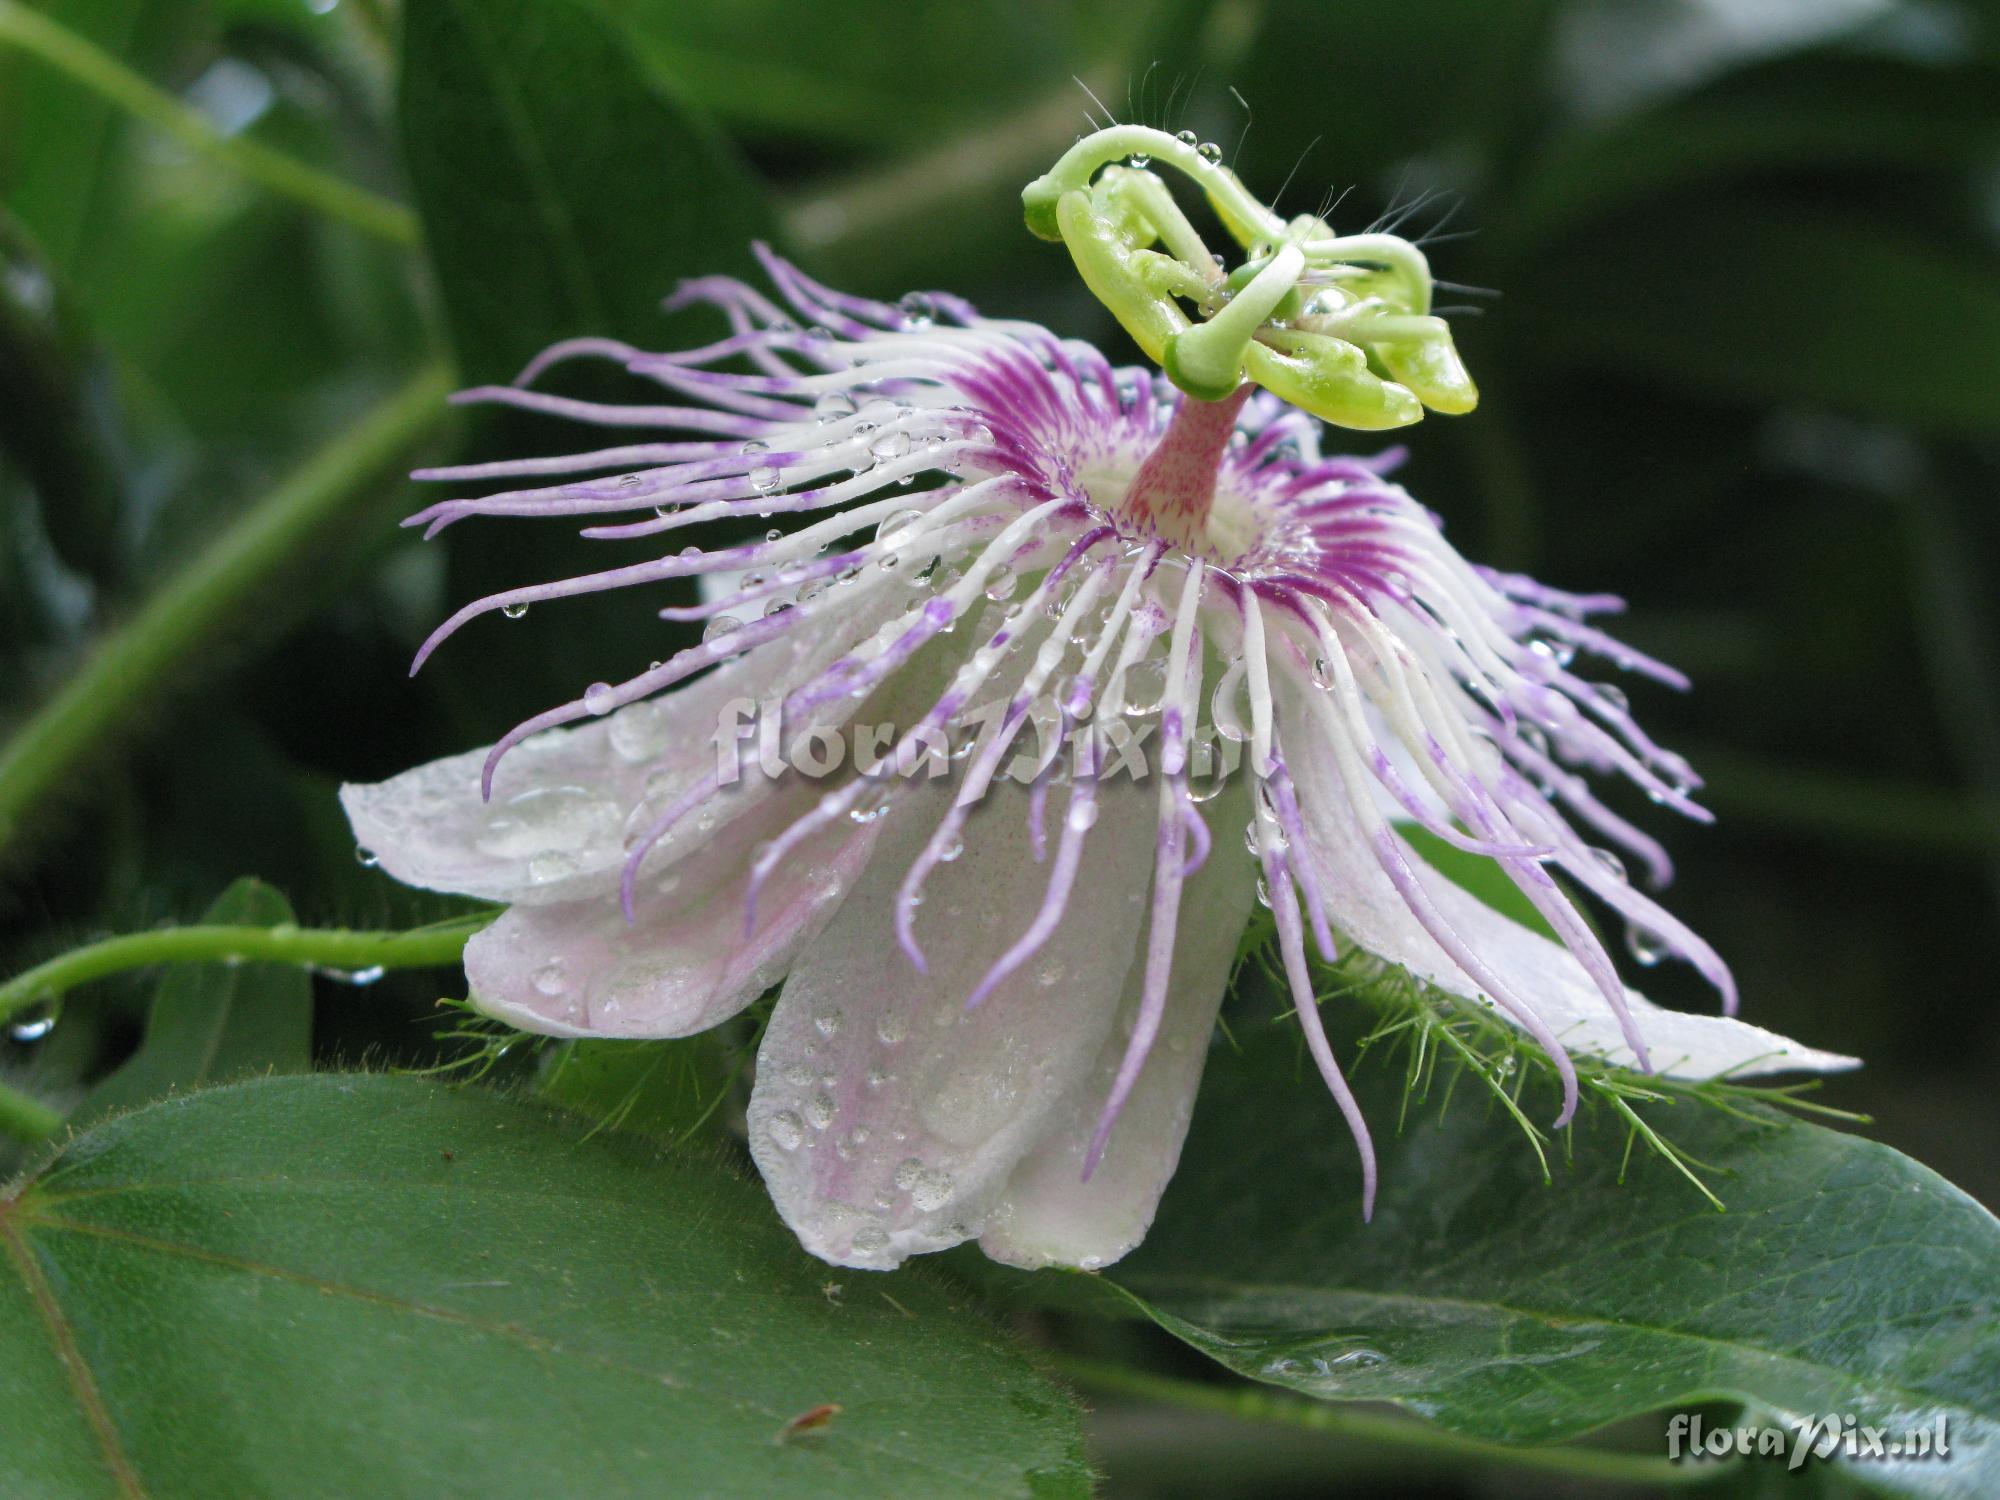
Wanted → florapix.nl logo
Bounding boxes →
[1667,1411,1950,1471]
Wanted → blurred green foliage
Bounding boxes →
[2,1,1999,1494]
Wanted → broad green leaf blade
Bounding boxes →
[399,0,778,384]
[1524,208,2000,436]
[1084,1024,1999,1498]
[74,877,312,1126]
[0,1074,1090,1499]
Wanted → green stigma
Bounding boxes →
[1021,125,1477,429]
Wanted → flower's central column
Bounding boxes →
[1119,385,1252,553]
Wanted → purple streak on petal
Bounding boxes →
[784,596,956,717]
[513,337,642,386]
[751,243,880,340]
[1177,794,1212,876]
[965,777,1096,1011]
[1498,736,1677,887]
[1084,774,1194,1178]
[1476,566,1625,618]
[1368,742,1554,858]
[624,328,804,371]
[409,540,776,674]
[1367,826,1584,1124]
[1265,759,1338,961]
[665,272,790,323]
[1266,850,1376,1219]
[410,442,732,484]
[1026,776,1052,862]
[480,608,796,799]
[656,552,863,620]
[623,361,809,423]
[1519,608,1689,690]
[448,384,764,437]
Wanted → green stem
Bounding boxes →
[1049,1354,1726,1488]
[0,1080,65,1146]
[0,0,418,247]
[0,914,495,1026]
[0,363,454,854]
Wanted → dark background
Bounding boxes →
[3,1,1997,1494]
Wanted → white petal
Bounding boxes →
[463,776,883,1038]
[981,778,1258,1270]
[1283,689,1855,1079]
[341,575,910,905]
[747,778,1158,1271]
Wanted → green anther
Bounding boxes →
[1023,125,1478,430]
[1164,245,1305,401]
[1366,316,1479,415]
[1248,333,1424,431]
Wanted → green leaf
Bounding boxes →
[537,1033,738,1142]
[1393,822,1556,940]
[1064,1022,1999,1497]
[399,0,779,384]
[1523,207,2000,436]
[605,0,1168,150]
[1504,53,2000,249]
[0,1074,1090,1498]
[73,877,312,1126]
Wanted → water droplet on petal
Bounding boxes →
[501,602,529,620]
[1211,669,1251,742]
[768,1110,805,1151]
[1119,657,1168,715]
[583,682,616,715]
